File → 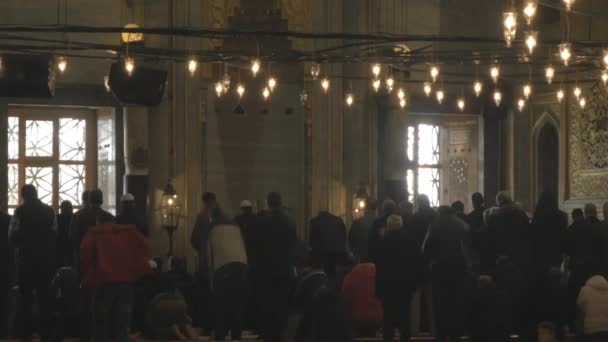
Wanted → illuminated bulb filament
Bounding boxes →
[563,0,576,12]
[457,98,465,111]
[560,43,572,66]
[574,86,582,99]
[310,63,320,80]
[602,71,608,86]
[372,79,381,92]
[386,77,395,92]
[251,59,261,77]
[436,90,444,104]
[494,90,502,106]
[321,78,330,93]
[430,66,440,83]
[518,98,526,112]
[346,93,354,106]
[579,97,586,109]
[523,1,537,25]
[523,84,532,99]
[525,31,538,54]
[372,64,381,77]
[186,59,197,76]
[474,81,483,97]
[503,12,518,47]
[399,98,407,109]
[545,66,555,84]
[490,66,500,83]
[267,77,277,92]
[236,84,245,98]
[57,57,67,74]
[397,88,405,100]
[262,87,270,101]
[215,82,224,97]
[125,57,135,76]
[424,82,432,97]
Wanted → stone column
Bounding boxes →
[123,107,149,217]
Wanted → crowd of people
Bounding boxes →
[1,183,608,342]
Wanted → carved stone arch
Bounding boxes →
[532,110,560,205]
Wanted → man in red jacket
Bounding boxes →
[81,214,151,342]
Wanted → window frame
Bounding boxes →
[8,106,97,212]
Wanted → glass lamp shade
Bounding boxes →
[160,182,181,231]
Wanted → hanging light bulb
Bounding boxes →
[523,0,538,25]
[490,65,500,84]
[310,63,320,80]
[523,83,532,100]
[494,90,502,106]
[251,59,261,77]
[579,97,586,109]
[559,43,572,66]
[557,89,565,102]
[603,51,608,68]
[574,86,582,99]
[267,77,277,92]
[345,92,354,107]
[563,0,576,12]
[399,98,407,109]
[545,65,555,84]
[262,87,270,101]
[236,84,245,98]
[457,98,465,112]
[187,58,198,76]
[424,82,432,97]
[518,98,526,112]
[124,57,135,76]
[436,89,444,104]
[215,82,224,97]
[503,11,518,47]
[397,88,405,100]
[321,78,330,93]
[386,77,395,93]
[57,56,68,74]
[525,31,538,54]
[372,64,381,78]
[430,65,440,83]
[372,79,381,92]
[474,81,483,97]
[222,73,231,92]
[602,70,608,86]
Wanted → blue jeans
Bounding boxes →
[93,283,133,342]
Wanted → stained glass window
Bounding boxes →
[405,124,442,207]
[59,164,86,205]
[25,167,53,205]
[25,120,54,157]
[8,163,18,206]
[6,110,94,211]
[59,118,86,161]
[8,117,19,160]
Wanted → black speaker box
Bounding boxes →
[0,53,55,98]
[108,62,167,106]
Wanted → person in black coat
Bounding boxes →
[423,206,472,342]
[564,203,605,331]
[349,200,377,263]
[56,200,73,267]
[367,200,398,264]
[530,191,568,329]
[467,192,487,268]
[249,192,298,342]
[309,210,348,276]
[9,185,57,341]
[375,214,423,342]
[410,195,437,250]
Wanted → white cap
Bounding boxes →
[240,200,253,208]
[120,193,135,202]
